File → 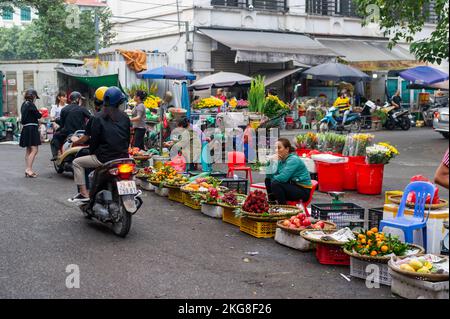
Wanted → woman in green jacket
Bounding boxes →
[265,138,312,204]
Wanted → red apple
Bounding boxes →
[302,218,312,227]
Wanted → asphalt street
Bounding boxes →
[0,127,448,299]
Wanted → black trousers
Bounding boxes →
[51,131,67,157]
[265,178,311,205]
[133,128,146,150]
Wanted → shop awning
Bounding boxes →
[198,28,337,65]
[253,68,305,86]
[317,38,423,71]
[56,66,122,89]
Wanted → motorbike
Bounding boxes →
[0,117,19,142]
[79,158,143,237]
[319,106,362,133]
[53,130,89,174]
[382,105,412,131]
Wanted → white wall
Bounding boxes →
[0,6,38,28]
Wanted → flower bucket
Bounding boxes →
[316,162,346,192]
[296,148,311,157]
[356,163,385,195]
[344,156,366,190]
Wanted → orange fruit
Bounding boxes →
[365,245,370,249]
[358,234,366,240]
[370,251,378,256]
[360,238,366,244]
[368,240,373,246]
[370,227,378,233]
[381,245,389,253]
[366,231,374,237]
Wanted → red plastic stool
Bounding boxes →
[286,180,318,217]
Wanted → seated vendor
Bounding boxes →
[265,138,312,205]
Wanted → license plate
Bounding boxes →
[117,181,137,195]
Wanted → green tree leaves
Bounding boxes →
[354,0,449,64]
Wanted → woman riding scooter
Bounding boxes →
[69,86,131,203]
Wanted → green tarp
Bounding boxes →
[56,67,125,93]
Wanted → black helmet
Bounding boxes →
[69,91,85,103]
[24,89,39,100]
[104,86,126,107]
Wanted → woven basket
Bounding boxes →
[163,182,188,189]
[217,195,247,209]
[300,229,351,246]
[242,205,300,222]
[277,220,337,235]
[388,195,448,210]
[148,180,164,188]
[388,254,449,282]
[133,155,151,161]
[343,244,425,264]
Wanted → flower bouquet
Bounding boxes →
[236,99,249,109]
[343,134,375,157]
[366,142,399,164]
[144,95,162,109]
[263,94,289,118]
[194,97,223,109]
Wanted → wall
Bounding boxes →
[0,6,38,28]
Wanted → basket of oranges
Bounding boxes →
[343,228,425,263]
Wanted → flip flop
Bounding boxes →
[25,172,38,178]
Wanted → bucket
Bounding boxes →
[356,163,385,195]
[153,156,170,171]
[315,161,346,192]
[296,148,311,157]
[344,156,366,190]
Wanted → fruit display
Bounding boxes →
[344,228,410,257]
[241,190,270,214]
[281,213,327,230]
[391,255,449,275]
[148,165,179,185]
[191,187,223,204]
[136,167,153,179]
[219,191,246,207]
[182,177,222,193]
[164,174,189,187]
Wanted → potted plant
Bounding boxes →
[248,75,266,116]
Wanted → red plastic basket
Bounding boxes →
[315,243,350,266]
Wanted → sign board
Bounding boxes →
[7,79,16,86]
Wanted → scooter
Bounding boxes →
[53,130,89,174]
[319,106,362,133]
[382,105,412,131]
[79,158,143,237]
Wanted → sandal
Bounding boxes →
[25,172,38,178]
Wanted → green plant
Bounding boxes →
[263,94,289,118]
[371,109,388,125]
[248,75,266,113]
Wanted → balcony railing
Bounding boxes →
[211,0,288,12]
[306,0,361,18]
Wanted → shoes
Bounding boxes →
[68,193,90,203]
[25,172,38,178]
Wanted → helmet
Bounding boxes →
[104,86,126,107]
[95,86,108,102]
[24,89,40,100]
[69,91,85,103]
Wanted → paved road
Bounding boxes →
[0,127,447,298]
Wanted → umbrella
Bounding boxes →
[189,71,252,90]
[407,80,449,91]
[302,62,371,82]
[399,66,449,85]
[181,82,191,119]
[137,66,196,80]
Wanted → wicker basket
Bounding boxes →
[240,217,277,238]
[276,219,337,235]
[300,229,351,246]
[388,254,449,282]
[343,244,426,264]
[168,188,184,203]
[388,195,448,210]
[241,205,300,222]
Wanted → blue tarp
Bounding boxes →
[137,66,196,80]
[399,66,449,85]
[181,82,191,119]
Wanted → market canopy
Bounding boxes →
[198,28,336,65]
[407,80,449,91]
[189,71,252,90]
[301,62,371,82]
[137,66,196,80]
[399,66,449,85]
[254,68,306,86]
[56,66,122,89]
[317,38,421,71]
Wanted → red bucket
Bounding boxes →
[356,163,385,195]
[296,148,311,157]
[315,161,346,192]
[344,156,366,190]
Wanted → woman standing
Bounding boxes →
[50,91,67,125]
[20,89,42,178]
[131,90,147,150]
[265,138,312,204]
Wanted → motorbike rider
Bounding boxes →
[69,86,131,203]
[333,90,352,127]
[391,90,402,109]
[50,91,92,161]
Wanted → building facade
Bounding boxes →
[0,5,37,28]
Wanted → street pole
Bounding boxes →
[94,12,100,57]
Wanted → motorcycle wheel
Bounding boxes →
[400,118,411,131]
[53,161,64,174]
[385,119,396,130]
[112,201,132,238]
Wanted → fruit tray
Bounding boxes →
[168,188,184,203]
[222,207,241,227]
[182,192,201,210]
[240,217,277,238]
[276,219,336,235]
[343,244,425,264]
[388,255,449,282]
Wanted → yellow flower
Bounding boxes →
[196,96,223,109]
[144,95,162,109]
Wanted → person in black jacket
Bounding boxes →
[20,89,42,178]
[69,87,130,203]
[50,91,91,161]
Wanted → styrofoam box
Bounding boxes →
[274,228,315,251]
[201,204,224,218]
[155,187,169,197]
[389,268,449,299]
[300,157,317,174]
[311,154,348,163]
[383,204,449,254]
